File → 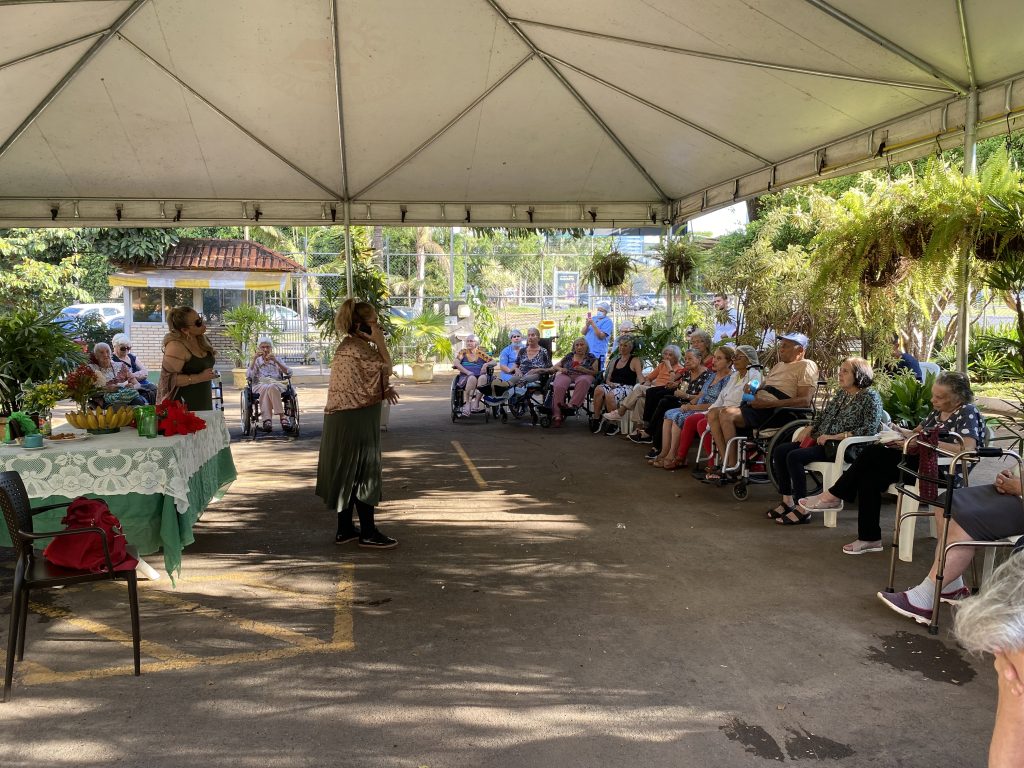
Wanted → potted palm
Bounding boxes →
[582,248,635,290]
[222,305,277,387]
[0,310,84,422]
[392,309,453,383]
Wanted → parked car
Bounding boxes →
[58,303,123,324]
[259,304,302,331]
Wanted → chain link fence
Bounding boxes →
[237,243,709,369]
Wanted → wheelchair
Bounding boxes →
[487,375,551,426]
[240,376,299,439]
[718,381,828,501]
[536,373,597,428]
[450,366,495,423]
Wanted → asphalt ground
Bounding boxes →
[0,379,1009,767]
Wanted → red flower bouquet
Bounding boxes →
[155,399,207,436]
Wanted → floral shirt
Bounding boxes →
[516,346,551,374]
[457,349,493,376]
[557,352,598,378]
[696,372,731,405]
[812,388,883,439]
[679,368,711,398]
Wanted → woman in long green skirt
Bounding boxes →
[316,298,400,549]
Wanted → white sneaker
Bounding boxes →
[603,411,622,421]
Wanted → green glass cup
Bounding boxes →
[134,405,157,438]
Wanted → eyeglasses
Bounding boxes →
[193,315,205,327]
[117,345,131,351]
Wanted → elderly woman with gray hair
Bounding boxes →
[800,371,984,554]
[767,357,882,525]
[247,336,293,432]
[111,333,157,403]
[89,342,148,406]
[953,552,1024,767]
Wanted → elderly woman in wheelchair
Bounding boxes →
[247,337,294,432]
[453,334,494,418]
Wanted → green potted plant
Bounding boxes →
[653,235,704,286]
[582,248,635,290]
[392,309,453,383]
[222,305,277,387]
[20,380,69,436]
[0,310,84,419]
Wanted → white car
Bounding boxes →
[260,304,303,331]
[59,303,123,323]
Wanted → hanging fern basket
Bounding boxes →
[861,251,911,288]
[595,262,627,289]
[975,233,1024,262]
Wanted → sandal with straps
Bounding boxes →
[662,457,688,471]
[776,508,811,525]
[766,502,793,520]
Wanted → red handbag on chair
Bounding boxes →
[42,497,138,572]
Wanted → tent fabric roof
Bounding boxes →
[1,0,1023,228]
[159,239,303,273]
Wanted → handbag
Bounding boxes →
[822,439,842,462]
[42,497,137,572]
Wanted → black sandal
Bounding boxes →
[776,508,811,525]
[766,502,793,520]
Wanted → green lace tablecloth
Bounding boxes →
[0,410,236,576]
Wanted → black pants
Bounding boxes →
[643,386,676,422]
[338,488,375,535]
[649,395,683,450]
[828,443,917,542]
[771,442,827,501]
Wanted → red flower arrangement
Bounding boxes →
[155,399,207,436]
[64,363,102,410]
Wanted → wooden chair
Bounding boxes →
[0,471,141,702]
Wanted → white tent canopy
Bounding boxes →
[1,0,1023,228]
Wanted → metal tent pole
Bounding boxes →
[956,88,979,371]
[344,200,353,299]
[664,222,673,325]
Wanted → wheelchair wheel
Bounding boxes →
[732,481,749,500]
[240,389,252,436]
[539,414,552,428]
[765,418,812,491]
[509,399,526,419]
[289,409,300,438]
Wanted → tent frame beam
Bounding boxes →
[330,0,350,200]
[485,0,670,203]
[0,29,104,71]
[0,0,149,163]
[539,50,771,165]
[118,34,343,201]
[803,0,968,94]
[510,17,955,94]
[351,53,534,200]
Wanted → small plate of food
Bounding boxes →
[46,432,90,443]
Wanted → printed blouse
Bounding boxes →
[457,349,492,376]
[812,388,883,439]
[695,372,731,405]
[516,346,551,374]
[557,352,598,378]
[920,403,985,446]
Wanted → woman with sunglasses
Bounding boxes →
[157,306,219,411]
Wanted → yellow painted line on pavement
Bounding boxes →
[28,601,193,662]
[139,590,321,648]
[451,440,488,489]
[14,565,355,687]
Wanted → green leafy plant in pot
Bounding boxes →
[222,305,277,387]
[582,248,635,291]
[0,309,84,416]
[392,309,453,383]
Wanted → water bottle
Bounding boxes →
[742,378,759,404]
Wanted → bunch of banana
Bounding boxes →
[66,406,135,431]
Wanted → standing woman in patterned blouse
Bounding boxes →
[316,299,400,549]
